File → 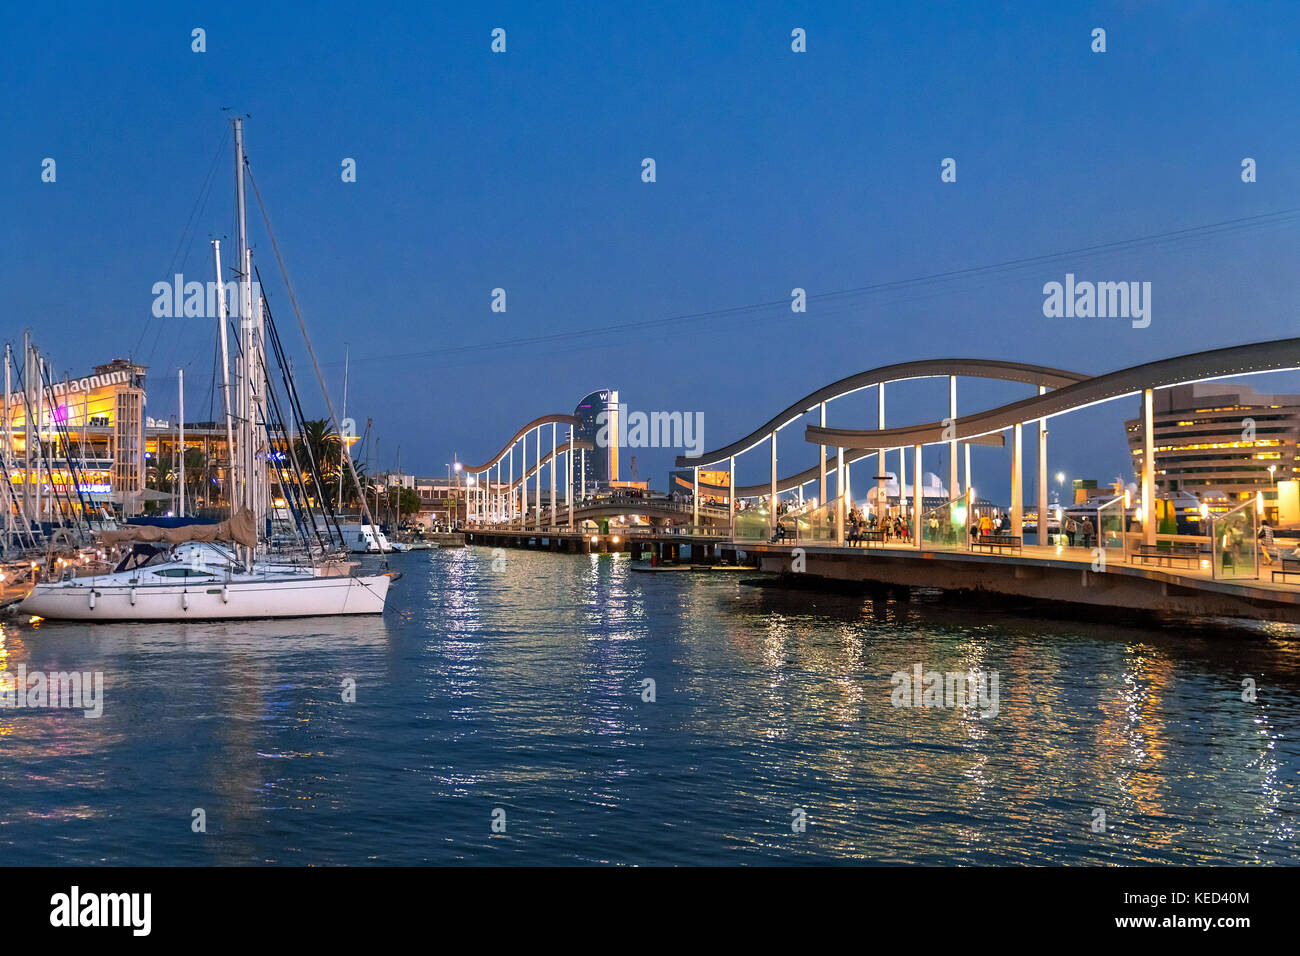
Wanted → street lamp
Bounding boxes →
[450,460,463,529]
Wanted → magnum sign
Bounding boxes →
[4,368,132,405]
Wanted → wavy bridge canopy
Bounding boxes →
[676,359,1087,469]
[807,338,1300,450]
[462,414,583,473]
[499,439,595,492]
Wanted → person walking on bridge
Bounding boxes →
[1259,521,1275,566]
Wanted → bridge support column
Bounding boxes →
[964,442,971,504]
[770,431,777,539]
[520,436,527,529]
[580,447,586,500]
[1143,387,1156,548]
[836,446,845,545]
[913,444,922,546]
[949,375,959,497]
[729,456,736,538]
[567,439,574,529]
[692,466,699,529]
[899,444,907,515]
[878,384,887,517]
[1011,423,1023,539]
[1038,386,1049,546]
[551,424,557,530]
[819,401,827,508]
[534,428,541,528]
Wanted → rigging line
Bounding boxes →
[244,160,385,553]
[335,204,1300,368]
[132,130,228,359]
[254,275,340,554]
[144,163,228,371]
[40,363,94,534]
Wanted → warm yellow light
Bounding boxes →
[590,535,598,543]
[612,535,620,543]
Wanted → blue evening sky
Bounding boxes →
[4,1,1299,496]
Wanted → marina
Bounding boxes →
[3,3,1300,929]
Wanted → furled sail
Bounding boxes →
[101,508,257,549]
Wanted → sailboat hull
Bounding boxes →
[17,573,391,622]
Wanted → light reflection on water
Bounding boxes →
[0,546,1298,865]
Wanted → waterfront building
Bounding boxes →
[4,359,150,515]
[1125,382,1300,522]
[572,389,619,491]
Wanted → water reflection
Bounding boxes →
[0,548,1298,864]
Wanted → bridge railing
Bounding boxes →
[920,489,974,552]
[777,495,842,545]
[473,524,728,538]
[1096,495,1128,563]
[734,505,771,542]
[1211,498,1259,580]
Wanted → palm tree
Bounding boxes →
[293,419,364,509]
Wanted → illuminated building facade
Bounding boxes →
[1125,382,1300,510]
[573,389,619,491]
[4,359,148,515]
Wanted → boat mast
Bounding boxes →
[338,344,348,508]
[232,116,258,562]
[212,239,237,516]
[177,368,184,518]
[3,343,10,543]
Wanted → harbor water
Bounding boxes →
[1,546,1297,865]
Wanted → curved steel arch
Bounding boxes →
[462,414,583,473]
[676,359,1086,468]
[807,337,1300,449]
[499,439,595,492]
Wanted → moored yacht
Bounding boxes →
[18,539,390,621]
[19,118,394,622]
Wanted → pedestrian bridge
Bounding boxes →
[458,337,1300,623]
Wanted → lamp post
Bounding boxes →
[453,460,462,529]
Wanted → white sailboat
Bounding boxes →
[17,540,389,621]
[19,118,393,621]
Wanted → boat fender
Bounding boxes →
[88,590,96,610]
[222,585,229,604]
[182,590,189,611]
[129,587,136,606]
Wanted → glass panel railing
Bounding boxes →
[733,504,771,542]
[920,489,973,552]
[1212,498,1259,580]
[778,495,844,544]
[1095,495,1127,563]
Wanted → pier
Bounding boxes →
[458,337,1300,625]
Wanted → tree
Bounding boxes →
[292,419,366,508]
